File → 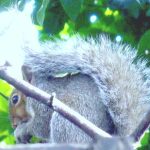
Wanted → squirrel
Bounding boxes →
[3,7,150,144]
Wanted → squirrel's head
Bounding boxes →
[9,90,29,129]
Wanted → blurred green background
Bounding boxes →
[0,0,150,148]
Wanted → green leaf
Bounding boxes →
[59,0,84,21]
[0,135,7,141]
[128,1,140,18]
[30,136,44,143]
[0,0,11,10]
[0,80,13,112]
[36,0,50,25]
[0,112,11,132]
[0,80,13,98]
[0,130,15,144]
[141,132,149,146]
[43,11,66,34]
[138,30,150,60]
[146,9,150,17]
[35,0,68,34]
[0,96,8,113]
[3,134,15,144]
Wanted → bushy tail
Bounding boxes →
[25,35,150,135]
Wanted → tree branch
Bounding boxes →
[0,67,111,141]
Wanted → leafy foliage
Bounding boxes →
[0,0,150,148]
[138,30,150,62]
[0,80,14,144]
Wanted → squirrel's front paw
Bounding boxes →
[14,123,32,144]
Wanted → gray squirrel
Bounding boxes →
[3,7,150,144]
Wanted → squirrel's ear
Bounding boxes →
[21,65,32,83]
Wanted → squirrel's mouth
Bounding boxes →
[12,117,30,129]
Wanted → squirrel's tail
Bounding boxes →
[93,36,150,135]
[25,35,150,135]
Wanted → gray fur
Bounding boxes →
[26,73,114,143]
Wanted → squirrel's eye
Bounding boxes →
[12,95,19,105]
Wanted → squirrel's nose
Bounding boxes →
[12,117,21,129]
[12,123,17,129]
